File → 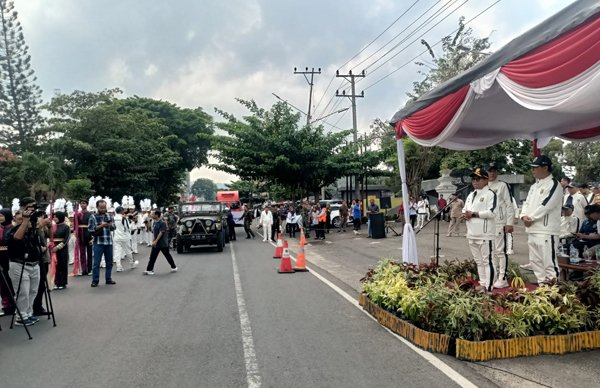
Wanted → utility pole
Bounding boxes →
[336,69,365,200]
[294,67,321,125]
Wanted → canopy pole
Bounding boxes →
[533,139,541,157]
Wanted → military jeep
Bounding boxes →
[175,201,226,253]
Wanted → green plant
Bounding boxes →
[444,289,495,341]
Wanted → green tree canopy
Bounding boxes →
[191,178,217,200]
[210,99,372,199]
[0,0,45,153]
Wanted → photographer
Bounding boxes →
[0,208,15,316]
[6,197,45,326]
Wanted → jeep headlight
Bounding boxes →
[184,220,194,228]
[204,219,214,227]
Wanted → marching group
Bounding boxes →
[0,196,180,327]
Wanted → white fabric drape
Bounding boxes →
[396,139,418,265]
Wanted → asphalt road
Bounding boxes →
[2,227,475,388]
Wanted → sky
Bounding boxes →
[16,0,577,184]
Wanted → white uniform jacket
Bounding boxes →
[487,180,515,227]
[463,185,497,240]
[259,210,273,226]
[559,215,580,240]
[520,175,562,235]
[113,214,131,242]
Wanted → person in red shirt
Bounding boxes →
[437,194,448,221]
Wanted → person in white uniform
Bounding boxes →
[520,155,563,285]
[259,206,274,242]
[463,167,497,293]
[485,163,516,289]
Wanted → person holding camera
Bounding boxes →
[6,197,45,326]
[0,208,16,316]
[88,199,116,288]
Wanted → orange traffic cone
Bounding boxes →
[278,241,294,274]
[294,229,309,272]
[273,232,283,258]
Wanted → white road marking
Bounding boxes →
[230,244,262,388]
[269,239,477,388]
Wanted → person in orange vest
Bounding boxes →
[316,204,327,240]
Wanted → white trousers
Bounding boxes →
[527,233,559,284]
[114,239,133,268]
[416,214,427,229]
[262,223,273,241]
[492,226,509,282]
[68,237,76,264]
[468,239,495,291]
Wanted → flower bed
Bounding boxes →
[360,259,600,361]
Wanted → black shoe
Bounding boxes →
[91,282,98,287]
[246,237,251,239]
[33,309,49,316]
[106,279,116,285]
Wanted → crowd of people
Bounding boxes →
[457,156,600,292]
[0,196,179,326]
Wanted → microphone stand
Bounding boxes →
[415,185,471,266]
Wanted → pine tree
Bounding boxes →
[0,0,44,153]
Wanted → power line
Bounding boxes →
[329,0,466,106]
[362,0,502,91]
[293,66,321,125]
[312,0,429,118]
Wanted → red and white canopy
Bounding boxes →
[391,0,600,150]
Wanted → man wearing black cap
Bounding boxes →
[462,167,497,292]
[520,155,563,284]
[486,163,516,288]
[5,197,45,326]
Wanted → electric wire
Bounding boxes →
[322,0,467,115]
[312,0,431,119]
[362,0,502,92]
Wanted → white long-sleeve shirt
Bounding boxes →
[463,185,496,240]
[259,210,273,226]
[559,215,580,240]
[520,175,562,235]
[113,214,131,242]
[487,179,515,227]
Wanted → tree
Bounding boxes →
[63,178,94,201]
[0,0,44,153]
[191,178,217,200]
[210,99,374,200]
[380,17,495,195]
[18,152,66,200]
[561,141,599,183]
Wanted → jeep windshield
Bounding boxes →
[180,203,221,213]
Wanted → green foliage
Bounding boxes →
[561,141,600,183]
[63,178,94,200]
[211,99,375,199]
[191,178,217,200]
[362,259,597,341]
[0,0,45,153]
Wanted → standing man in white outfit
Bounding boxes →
[520,155,563,285]
[463,167,497,293]
[113,206,138,272]
[259,206,273,242]
[485,163,515,289]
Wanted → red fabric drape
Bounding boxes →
[560,125,600,140]
[501,15,600,88]
[394,121,404,139]
[400,85,470,140]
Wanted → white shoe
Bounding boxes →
[143,270,155,275]
[262,239,267,242]
[133,260,139,268]
[116,267,124,272]
[493,279,509,289]
[520,263,533,271]
[170,267,178,273]
[506,250,514,255]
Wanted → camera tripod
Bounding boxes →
[0,260,56,339]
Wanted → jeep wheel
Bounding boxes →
[176,238,183,254]
[216,233,224,252]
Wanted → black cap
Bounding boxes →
[566,183,576,188]
[470,167,489,179]
[530,155,552,168]
[578,183,589,189]
[19,197,36,207]
[486,162,499,171]
[588,204,600,214]
[562,204,574,210]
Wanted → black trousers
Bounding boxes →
[33,262,48,313]
[271,224,280,241]
[228,224,237,241]
[146,247,176,271]
[244,223,254,238]
[55,249,69,287]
